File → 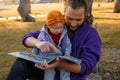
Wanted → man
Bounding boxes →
[6,0,101,80]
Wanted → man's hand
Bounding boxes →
[34,58,60,70]
[35,41,58,53]
[25,37,58,53]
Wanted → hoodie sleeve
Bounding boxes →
[79,28,102,75]
[22,30,40,47]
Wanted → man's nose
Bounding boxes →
[71,21,77,27]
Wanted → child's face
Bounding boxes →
[49,23,64,35]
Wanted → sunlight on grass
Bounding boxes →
[0,3,64,18]
[93,12,120,20]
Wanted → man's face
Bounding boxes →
[64,6,86,31]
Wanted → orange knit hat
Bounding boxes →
[46,10,65,29]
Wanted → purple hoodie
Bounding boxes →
[22,22,102,80]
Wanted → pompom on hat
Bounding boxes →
[46,10,65,29]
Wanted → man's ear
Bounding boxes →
[85,11,89,20]
[85,11,88,17]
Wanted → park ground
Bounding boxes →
[0,2,120,80]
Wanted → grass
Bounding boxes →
[0,2,120,80]
[0,3,64,18]
[94,22,120,48]
[0,21,45,79]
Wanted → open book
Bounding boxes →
[8,51,82,65]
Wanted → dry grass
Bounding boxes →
[0,21,45,80]
[0,2,120,80]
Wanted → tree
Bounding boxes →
[113,0,120,13]
[18,0,35,22]
[85,0,94,25]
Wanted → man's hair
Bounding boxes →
[66,0,87,12]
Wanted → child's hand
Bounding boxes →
[65,54,70,56]
[41,59,48,69]
[34,59,48,70]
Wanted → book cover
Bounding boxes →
[8,51,82,65]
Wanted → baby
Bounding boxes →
[32,10,71,80]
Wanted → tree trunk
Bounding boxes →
[18,0,35,22]
[85,0,94,25]
[113,0,120,13]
